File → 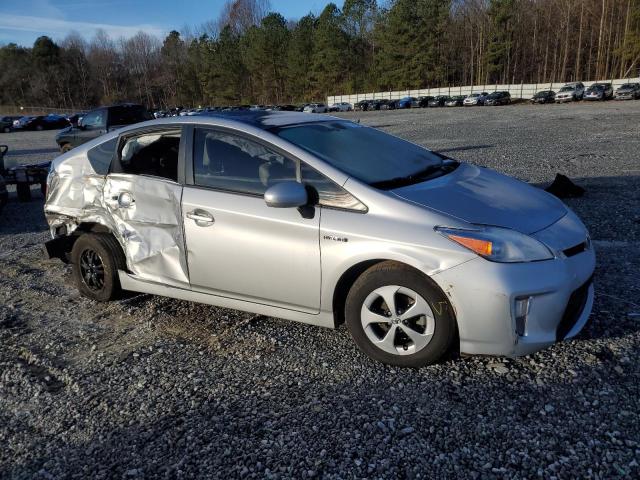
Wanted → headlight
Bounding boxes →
[435,226,554,263]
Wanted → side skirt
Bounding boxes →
[118,271,335,329]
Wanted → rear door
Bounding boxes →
[181,126,321,313]
[103,126,189,287]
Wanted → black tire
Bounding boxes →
[16,182,31,202]
[2,127,10,133]
[36,125,44,131]
[71,233,127,302]
[345,261,456,367]
[40,181,46,197]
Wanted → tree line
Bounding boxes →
[0,0,638,111]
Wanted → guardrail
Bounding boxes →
[327,77,640,105]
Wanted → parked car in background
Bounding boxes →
[354,100,371,111]
[445,95,465,107]
[531,90,556,104]
[366,100,385,111]
[555,85,579,102]
[397,97,416,109]
[485,91,511,106]
[328,102,353,112]
[273,104,298,111]
[614,83,640,100]
[66,112,86,127]
[584,83,613,101]
[428,96,448,107]
[463,93,488,106]
[13,114,70,131]
[417,96,433,107]
[55,104,153,152]
[555,82,585,102]
[303,103,328,113]
[1,115,21,133]
[381,99,398,110]
[43,111,595,367]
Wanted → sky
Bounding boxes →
[0,0,328,46]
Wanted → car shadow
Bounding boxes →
[436,144,494,153]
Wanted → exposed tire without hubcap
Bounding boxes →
[346,261,456,367]
[71,233,126,302]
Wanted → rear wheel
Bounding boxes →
[345,261,456,367]
[2,126,10,133]
[60,143,72,153]
[36,125,44,131]
[71,233,126,302]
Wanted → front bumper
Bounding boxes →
[432,223,595,357]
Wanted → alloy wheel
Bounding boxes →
[360,285,435,355]
[79,248,105,291]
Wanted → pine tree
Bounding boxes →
[310,3,349,99]
[287,14,316,101]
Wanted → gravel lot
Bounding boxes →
[1,101,639,479]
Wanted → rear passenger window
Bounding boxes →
[301,163,366,212]
[118,130,180,182]
[87,138,116,175]
[193,128,297,195]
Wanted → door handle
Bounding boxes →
[186,209,215,226]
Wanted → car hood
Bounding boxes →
[391,163,567,234]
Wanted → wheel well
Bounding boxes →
[75,222,111,234]
[47,222,121,263]
[332,260,457,330]
[332,260,412,327]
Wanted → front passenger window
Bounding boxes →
[193,128,297,195]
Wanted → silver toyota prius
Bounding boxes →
[43,111,595,367]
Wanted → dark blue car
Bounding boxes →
[397,96,417,109]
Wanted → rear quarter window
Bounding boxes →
[87,138,117,175]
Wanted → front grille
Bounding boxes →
[556,276,593,340]
[563,241,588,258]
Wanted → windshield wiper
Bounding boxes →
[370,164,446,190]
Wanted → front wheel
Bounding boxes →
[345,262,456,367]
[71,233,126,302]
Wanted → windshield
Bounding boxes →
[271,121,443,187]
[559,86,574,92]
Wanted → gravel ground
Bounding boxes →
[1,101,639,479]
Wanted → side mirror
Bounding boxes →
[264,181,308,208]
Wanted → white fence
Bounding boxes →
[327,77,640,105]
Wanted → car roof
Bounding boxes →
[122,110,339,132]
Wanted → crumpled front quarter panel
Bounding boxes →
[103,174,188,286]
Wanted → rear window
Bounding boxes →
[88,138,116,175]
